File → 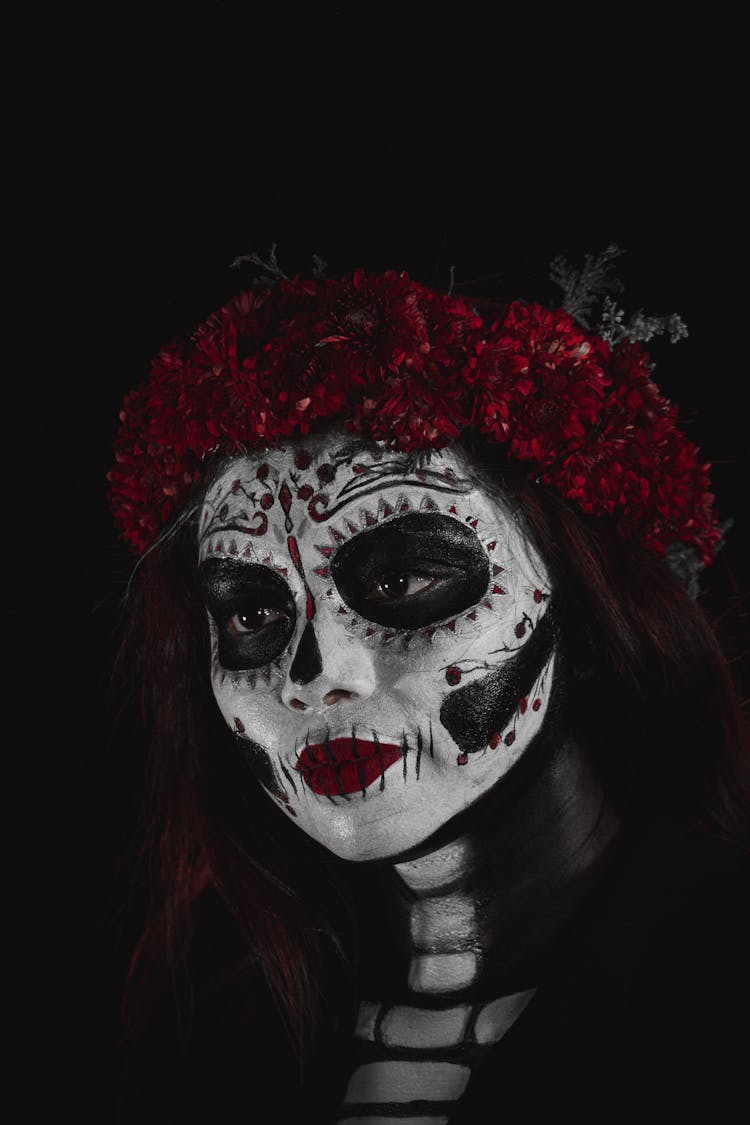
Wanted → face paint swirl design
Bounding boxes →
[198,436,555,861]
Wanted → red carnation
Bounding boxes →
[108,271,721,564]
[471,303,610,466]
[542,338,720,563]
[310,270,482,381]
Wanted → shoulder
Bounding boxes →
[568,825,750,1016]
[453,827,750,1124]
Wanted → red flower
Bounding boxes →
[107,270,720,566]
[471,303,611,466]
[542,339,719,563]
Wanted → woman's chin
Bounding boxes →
[298,809,435,864]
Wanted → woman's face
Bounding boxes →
[197,436,555,861]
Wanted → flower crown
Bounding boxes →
[108,260,720,566]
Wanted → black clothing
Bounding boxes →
[451,825,750,1124]
[116,825,749,1124]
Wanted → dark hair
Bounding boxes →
[113,433,749,1070]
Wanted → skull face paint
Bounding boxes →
[197,436,556,862]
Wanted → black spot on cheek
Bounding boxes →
[440,607,556,755]
[235,734,288,802]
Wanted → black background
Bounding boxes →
[11,2,749,1119]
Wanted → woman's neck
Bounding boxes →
[386,733,620,1001]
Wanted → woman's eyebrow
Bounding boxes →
[312,468,475,531]
[336,461,474,503]
[332,512,490,577]
[198,558,292,598]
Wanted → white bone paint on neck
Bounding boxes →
[397,839,479,993]
[337,991,535,1123]
[336,837,536,1123]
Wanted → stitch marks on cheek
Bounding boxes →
[233,722,297,816]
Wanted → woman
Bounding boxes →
[109,263,749,1123]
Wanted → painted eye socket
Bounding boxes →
[198,558,296,670]
[332,512,490,629]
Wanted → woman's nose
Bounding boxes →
[286,687,359,712]
[281,619,375,714]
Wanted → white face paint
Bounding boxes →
[197,435,555,862]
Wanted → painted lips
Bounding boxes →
[295,736,402,796]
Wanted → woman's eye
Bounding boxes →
[199,559,297,670]
[330,513,490,629]
[371,573,438,600]
[227,607,287,635]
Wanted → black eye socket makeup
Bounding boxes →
[198,558,296,669]
[330,512,490,629]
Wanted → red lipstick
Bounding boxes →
[295,736,402,796]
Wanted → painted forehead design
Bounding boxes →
[198,440,483,544]
[197,440,542,569]
[197,441,548,637]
